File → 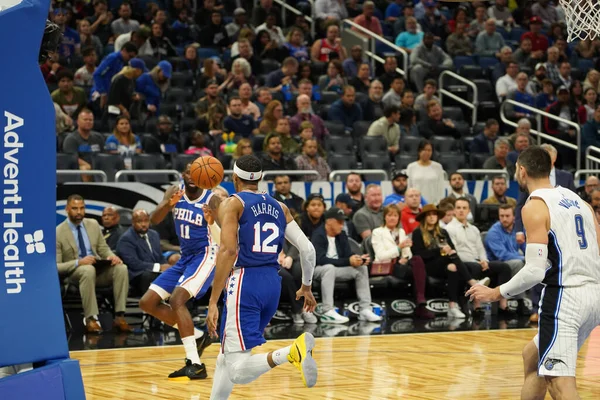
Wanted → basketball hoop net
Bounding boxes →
[560,0,600,41]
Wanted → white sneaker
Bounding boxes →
[292,313,305,325]
[320,309,349,324]
[447,306,466,319]
[358,308,382,322]
[477,277,491,287]
[302,312,318,324]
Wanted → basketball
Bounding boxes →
[190,156,224,189]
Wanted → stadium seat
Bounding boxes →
[131,154,170,183]
[399,135,422,155]
[261,59,281,74]
[478,101,500,122]
[139,55,158,69]
[475,204,500,232]
[197,48,219,59]
[167,56,188,72]
[509,27,526,42]
[172,153,197,172]
[319,104,332,120]
[159,102,180,118]
[56,153,79,183]
[472,79,496,103]
[394,154,415,170]
[478,57,499,70]
[496,25,509,40]
[459,65,484,80]
[470,153,489,169]
[442,106,464,121]
[252,134,266,153]
[352,121,372,139]
[166,88,194,103]
[327,153,358,171]
[171,71,194,88]
[145,117,159,135]
[438,154,466,174]
[432,136,461,154]
[324,135,354,155]
[463,136,475,154]
[180,117,197,134]
[571,67,585,81]
[471,122,486,136]
[453,56,475,69]
[323,120,346,136]
[578,58,594,75]
[454,121,471,137]
[361,154,391,178]
[91,153,125,182]
[319,91,340,104]
[360,135,388,156]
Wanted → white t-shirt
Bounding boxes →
[326,236,338,259]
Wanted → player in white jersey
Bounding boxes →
[467,146,600,400]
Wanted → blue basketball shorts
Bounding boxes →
[219,267,281,353]
[149,246,217,299]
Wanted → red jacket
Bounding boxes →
[401,207,421,235]
[521,32,549,53]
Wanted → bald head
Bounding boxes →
[102,206,120,228]
[586,176,600,194]
[405,188,421,208]
[132,209,150,235]
[296,94,311,114]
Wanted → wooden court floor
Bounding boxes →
[71,328,600,400]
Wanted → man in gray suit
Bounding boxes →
[56,194,131,333]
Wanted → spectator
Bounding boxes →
[352,1,382,36]
[54,102,74,134]
[195,79,226,117]
[349,63,372,94]
[410,33,453,93]
[86,0,113,45]
[295,139,331,181]
[53,8,80,63]
[471,118,500,154]
[531,0,559,29]
[468,4,487,39]
[400,188,423,234]
[527,63,547,95]
[367,105,401,155]
[590,188,600,207]
[491,46,514,84]
[311,22,347,63]
[483,175,517,206]
[448,6,469,33]
[266,57,299,90]
[582,105,600,156]
[353,184,384,240]
[507,132,531,164]
[314,0,348,26]
[414,79,439,111]
[91,42,138,110]
[395,17,423,54]
[142,115,181,154]
[385,0,405,23]
[284,27,310,63]
[254,28,288,62]
[51,70,87,119]
[576,39,600,61]
[328,86,363,131]
[475,18,505,58]
[579,87,598,124]
[297,122,326,156]
[238,83,261,121]
[289,94,329,143]
[581,176,600,203]
[535,78,557,109]
[393,3,420,38]
[521,16,549,54]
[513,38,535,70]
[299,193,326,238]
[372,205,434,319]
[62,109,104,182]
[224,96,258,138]
[259,100,284,134]
[418,100,460,139]
[105,116,142,169]
[484,204,532,316]
[106,58,146,121]
[40,53,65,84]
[556,61,573,89]
[260,134,297,172]
[445,198,514,318]
[231,138,253,168]
[545,46,561,83]
[446,21,473,57]
[399,107,419,136]
[184,131,213,156]
[111,3,140,36]
[114,26,151,54]
[101,206,126,251]
[378,56,402,91]
[136,60,172,114]
[251,0,281,27]
[74,47,97,88]
[360,80,385,121]
[544,86,578,146]
[346,172,365,215]
[226,8,254,41]
[147,23,178,60]
[334,193,359,239]
[196,59,226,91]
[318,60,347,94]
[170,8,194,46]
[418,1,447,40]
[295,78,321,106]
[487,0,514,27]
[56,194,131,333]
[438,202,455,228]
[384,170,427,209]
[272,118,298,154]
[407,139,446,204]
[403,90,416,109]
[411,204,475,319]
[382,77,405,108]
[447,172,478,221]
[584,69,600,93]
[272,175,305,216]
[78,20,103,62]
[312,207,382,323]
[506,73,536,120]
[228,38,263,76]
[495,61,519,101]
[222,58,256,91]
[256,11,286,46]
[343,45,370,79]
[483,138,516,179]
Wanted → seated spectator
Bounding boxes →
[495,61,519,101]
[348,63,372,94]
[382,77,405,108]
[475,19,505,58]
[407,139,446,204]
[556,61,573,89]
[544,86,578,142]
[184,131,213,156]
[272,174,304,216]
[256,11,286,46]
[400,188,423,234]
[483,175,517,206]
[367,105,401,156]
[106,58,146,122]
[116,209,170,295]
[343,45,370,79]
[385,0,404,23]
[136,60,172,114]
[505,72,535,119]
[438,202,455,228]
[230,138,253,168]
[195,80,225,117]
[54,102,74,134]
[521,16,549,54]
[222,58,256,91]
[200,10,230,50]
[224,96,258,138]
[318,60,347,94]
[483,138,516,178]
[196,60,225,92]
[393,3,420,37]
[238,83,261,121]
[372,205,434,319]
[105,116,142,168]
[328,86,363,132]
[545,46,561,83]
[414,79,439,111]
[582,105,600,158]
[590,188,600,207]
[352,1,382,36]
[410,33,453,92]
[513,38,535,70]
[346,172,365,215]
[74,46,97,88]
[353,184,384,240]
[111,2,140,36]
[582,176,600,203]
[143,115,181,154]
[284,27,310,63]
[295,78,321,109]
[56,194,131,333]
[484,204,531,315]
[468,4,487,39]
[487,0,514,28]
[334,193,359,240]
[471,118,499,155]
[147,23,177,60]
[115,27,151,54]
[40,53,65,84]
[418,1,447,41]
[507,132,531,164]
[448,172,478,221]
[446,21,472,57]
[378,55,402,90]
[584,69,600,93]
[197,103,226,141]
[527,63,546,95]
[312,207,382,323]
[401,90,415,109]
[51,70,87,119]
[578,87,598,124]
[289,94,329,143]
[265,57,299,90]
[418,100,460,139]
[53,8,81,64]
[299,193,326,238]
[576,39,600,61]
[254,29,288,62]
[448,6,469,33]
[384,170,427,209]
[395,17,424,53]
[62,109,104,182]
[531,0,559,29]
[491,46,514,84]
[252,0,282,27]
[399,107,419,136]
[86,0,113,46]
[360,80,385,121]
[311,22,347,63]
[272,118,298,154]
[226,8,254,41]
[78,19,103,59]
[259,100,283,134]
[295,139,331,181]
[411,204,475,319]
[101,207,126,251]
[229,37,263,75]
[260,134,297,172]
[535,78,557,109]
[297,122,326,156]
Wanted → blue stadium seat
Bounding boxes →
[478,57,499,70]
[459,65,484,80]
[453,56,475,69]
[509,27,526,42]
[197,48,220,59]
[578,59,594,75]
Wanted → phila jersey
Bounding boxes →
[172,190,215,258]
[232,191,287,269]
[529,186,600,287]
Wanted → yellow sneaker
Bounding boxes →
[287,332,317,388]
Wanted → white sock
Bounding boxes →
[271,345,291,366]
[182,336,201,365]
[172,324,204,340]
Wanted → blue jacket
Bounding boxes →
[328,99,363,130]
[383,193,427,207]
[485,221,525,262]
[135,73,162,111]
[116,227,166,280]
[92,51,125,96]
[470,133,496,154]
[312,226,354,267]
[582,119,600,156]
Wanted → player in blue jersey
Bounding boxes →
[206,155,318,400]
[139,163,222,380]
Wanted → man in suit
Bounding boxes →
[514,143,575,323]
[56,194,131,333]
[117,209,171,295]
[470,118,499,155]
[101,206,126,251]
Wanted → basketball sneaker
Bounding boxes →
[358,308,382,322]
[477,277,491,287]
[196,332,212,358]
[287,333,318,388]
[168,359,207,381]
[319,309,349,324]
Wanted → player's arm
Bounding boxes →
[205,194,223,246]
[150,185,183,225]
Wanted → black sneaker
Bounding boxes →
[196,332,213,358]
[168,359,207,381]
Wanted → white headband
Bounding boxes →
[234,163,262,181]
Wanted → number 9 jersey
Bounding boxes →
[232,191,287,269]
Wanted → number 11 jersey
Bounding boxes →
[172,190,215,258]
[233,191,287,269]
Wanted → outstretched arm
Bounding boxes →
[151,185,183,225]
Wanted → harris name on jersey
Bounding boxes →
[250,201,280,219]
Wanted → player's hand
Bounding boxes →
[465,285,501,303]
[516,232,525,245]
[164,185,183,205]
[78,256,97,266]
[202,204,214,225]
[296,285,317,313]
[108,255,122,266]
[207,303,220,338]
